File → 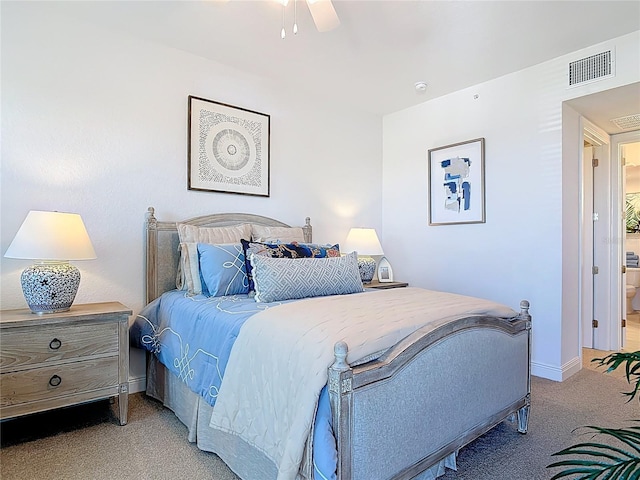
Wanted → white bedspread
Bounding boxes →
[209,287,516,480]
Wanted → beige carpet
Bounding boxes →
[1,359,638,480]
[1,395,239,480]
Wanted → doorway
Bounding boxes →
[619,136,640,352]
[561,83,640,380]
[581,120,613,351]
[583,128,640,354]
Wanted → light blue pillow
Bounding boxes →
[251,251,364,303]
[197,243,249,297]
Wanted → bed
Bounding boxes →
[132,207,531,480]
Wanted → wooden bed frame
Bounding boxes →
[144,207,531,480]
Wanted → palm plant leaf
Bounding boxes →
[547,426,640,479]
[592,351,640,402]
[548,351,640,479]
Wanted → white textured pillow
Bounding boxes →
[176,242,203,295]
[251,251,364,303]
[178,223,252,243]
[250,224,305,243]
[176,223,252,295]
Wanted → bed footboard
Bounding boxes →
[329,301,531,480]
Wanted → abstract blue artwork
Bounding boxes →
[428,138,485,225]
[441,156,472,213]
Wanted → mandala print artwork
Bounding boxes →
[188,96,270,196]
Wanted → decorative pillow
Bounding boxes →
[178,223,252,243]
[240,239,341,291]
[250,224,305,243]
[197,243,249,297]
[177,242,205,295]
[251,251,364,303]
[176,223,252,294]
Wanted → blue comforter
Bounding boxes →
[131,291,293,405]
[130,290,336,480]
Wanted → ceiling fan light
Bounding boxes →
[307,0,340,32]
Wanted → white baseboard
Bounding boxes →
[531,355,581,381]
[128,375,146,394]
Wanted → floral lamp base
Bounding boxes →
[357,256,376,284]
[20,262,80,314]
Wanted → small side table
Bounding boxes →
[0,302,132,425]
[366,280,409,290]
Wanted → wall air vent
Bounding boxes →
[568,50,614,87]
[611,114,640,131]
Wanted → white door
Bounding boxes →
[592,142,611,351]
[621,142,627,351]
[583,120,612,351]
[582,145,594,348]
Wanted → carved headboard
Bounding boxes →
[144,207,312,304]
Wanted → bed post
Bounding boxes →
[517,300,531,434]
[303,217,312,243]
[146,207,158,305]
[328,341,352,480]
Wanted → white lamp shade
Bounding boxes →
[4,210,97,261]
[342,228,384,256]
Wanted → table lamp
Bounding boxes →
[342,227,384,283]
[4,210,97,314]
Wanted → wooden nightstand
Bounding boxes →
[366,280,409,289]
[0,302,132,425]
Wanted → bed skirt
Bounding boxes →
[145,354,457,480]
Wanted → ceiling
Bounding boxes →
[42,1,640,122]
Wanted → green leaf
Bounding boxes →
[592,351,640,403]
[548,425,640,479]
[549,353,640,479]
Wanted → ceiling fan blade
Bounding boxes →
[306,0,340,32]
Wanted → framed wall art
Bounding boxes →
[188,96,270,197]
[428,138,485,225]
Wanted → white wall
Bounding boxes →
[1,4,382,385]
[382,31,640,380]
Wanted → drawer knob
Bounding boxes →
[48,375,62,387]
[49,338,62,350]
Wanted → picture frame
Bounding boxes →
[377,257,394,283]
[188,95,270,197]
[428,137,485,225]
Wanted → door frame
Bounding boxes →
[612,130,640,350]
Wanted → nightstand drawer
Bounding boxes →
[0,356,119,407]
[1,302,131,424]
[0,322,119,371]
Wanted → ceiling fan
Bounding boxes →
[279,0,340,37]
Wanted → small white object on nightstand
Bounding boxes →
[377,256,393,282]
